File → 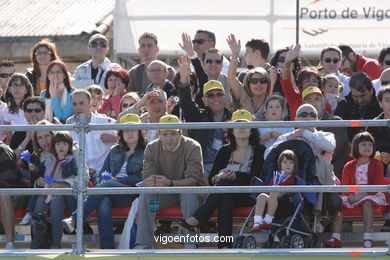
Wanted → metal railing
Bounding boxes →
[0,118,389,255]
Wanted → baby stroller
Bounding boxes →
[234,140,319,249]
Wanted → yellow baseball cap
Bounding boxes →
[231,109,253,122]
[203,80,225,95]
[302,86,323,100]
[159,114,181,131]
[118,113,141,124]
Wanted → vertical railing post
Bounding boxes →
[73,114,88,254]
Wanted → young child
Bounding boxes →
[252,149,298,231]
[86,85,105,115]
[321,74,343,113]
[336,132,388,248]
[259,95,294,148]
[32,131,77,249]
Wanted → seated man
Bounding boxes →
[0,142,22,249]
[66,89,117,177]
[366,85,390,232]
[265,103,336,164]
[335,72,382,142]
[135,114,204,249]
[128,32,175,94]
[301,87,349,179]
[143,60,177,99]
[177,55,232,178]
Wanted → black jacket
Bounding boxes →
[334,92,381,141]
[178,83,231,159]
[208,143,266,186]
[366,113,390,154]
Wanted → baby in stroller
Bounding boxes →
[252,149,299,231]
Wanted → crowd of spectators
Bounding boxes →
[0,30,390,250]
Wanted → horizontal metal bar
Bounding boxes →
[1,185,388,196]
[88,120,390,130]
[0,119,388,131]
[0,124,76,131]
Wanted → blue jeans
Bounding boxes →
[34,195,76,248]
[71,181,137,249]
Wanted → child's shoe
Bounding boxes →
[19,212,32,225]
[323,238,341,248]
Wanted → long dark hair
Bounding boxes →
[227,128,260,151]
[5,73,33,113]
[118,130,146,151]
[45,60,74,98]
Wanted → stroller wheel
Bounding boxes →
[290,234,305,248]
[233,235,245,248]
[243,235,257,249]
[280,235,291,248]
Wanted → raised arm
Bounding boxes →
[226,33,242,101]
[281,44,301,81]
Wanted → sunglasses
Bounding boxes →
[205,59,223,65]
[324,58,340,64]
[35,51,52,56]
[382,80,390,86]
[277,56,286,62]
[205,92,225,98]
[384,60,390,66]
[0,73,13,78]
[89,41,107,48]
[192,39,210,44]
[249,77,268,84]
[25,108,42,113]
[297,111,317,118]
[121,103,135,108]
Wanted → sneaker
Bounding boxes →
[252,222,271,232]
[19,212,33,225]
[62,217,75,233]
[5,242,16,249]
[323,238,341,248]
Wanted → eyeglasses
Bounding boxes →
[249,77,268,84]
[381,80,390,86]
[121,103,135,108]
[10,83,26,88]
[205,59,223,65]
[204,92,225,98]
[277,56,286,62]
[35,51,52,56]
[89,41,107,48]
[384,60,390,66]
[192,39,211,44]
[25,108,43,113]
[324,58,340,64]
[297,111,317,118]
[0,73,13,78]
[48,70,63,75]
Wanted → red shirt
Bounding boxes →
[355,53,381,80]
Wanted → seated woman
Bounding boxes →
[32,131,78,249]
[98,67,129,119]
[179,109,266,248]
[40,60,75,123]
[62,113,145,249]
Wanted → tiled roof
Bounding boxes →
[0,0,114,37]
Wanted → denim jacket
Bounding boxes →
[92,144,144,186]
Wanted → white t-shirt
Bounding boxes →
[2,107,27,125]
